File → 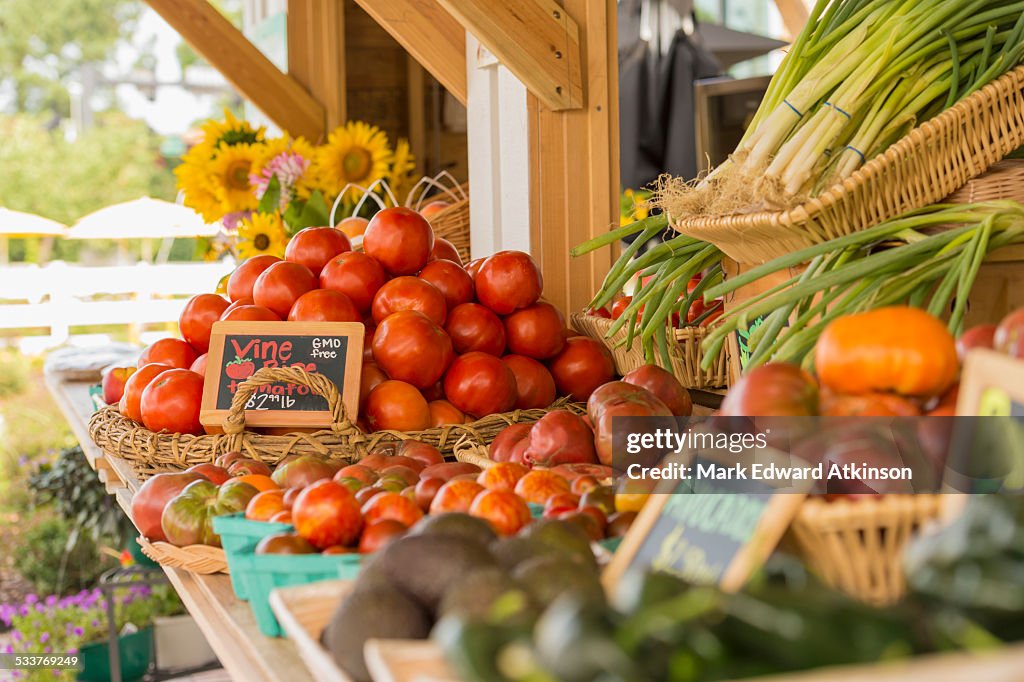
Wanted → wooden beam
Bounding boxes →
[288,0,347,137]
[528,0,618,313]
[351,0,468,106]
[437,0,583,111]
[144,0,325,140]
[774,0,810,40]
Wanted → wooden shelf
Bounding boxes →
[44,375,315,682]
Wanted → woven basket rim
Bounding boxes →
[137,536,228,574]
[671,65,1024,262]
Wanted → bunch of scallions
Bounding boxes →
[698,201,1024,371]
[653,0,1024,218]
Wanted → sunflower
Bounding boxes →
[237,212,288,259]
[209,143,261,213]
[175,146,224,222]
[388,138,417,206]
[202,109,265,150]
[310,121,393,201]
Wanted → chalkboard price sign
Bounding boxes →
[200,320,364,430]
[603,466,806,593]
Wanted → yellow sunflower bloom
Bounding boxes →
[237,212,288,259]
[310,121,393,201]
[209,143,261,214]
[175,147,224,222]
[388,138,417,206]
[202,109,265,149]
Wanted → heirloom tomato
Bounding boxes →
[445,303,506,356]
[474,251,543,315]
[371,276,447,326]
[363,207,434,275]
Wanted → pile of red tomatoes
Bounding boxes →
[106,207,620,436]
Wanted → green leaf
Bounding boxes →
[258,174,281,214]
[282,190,331,235]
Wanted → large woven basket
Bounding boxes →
[787,495,947,606]
[571,313,730,389]
[674,66,1024,264]
[944,159,1024,204]
[88,366,570,478]
[425,183,470,262]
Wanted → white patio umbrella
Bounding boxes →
[0,207,68,264]
[66,196,219,240]
[66,196,221,263]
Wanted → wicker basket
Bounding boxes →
[674,66,1024,264]
[425,183,470,262]
[787,495,947,606]
[944,159,1024,204]
[571,313,730,389]
[452,437,495,470]
[136,536,227,574]
[88,366,571,478]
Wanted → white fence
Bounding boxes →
[0,260,235,346]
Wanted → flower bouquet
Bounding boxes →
[175,111,416,260]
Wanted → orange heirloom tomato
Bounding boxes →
[815,307,958,398]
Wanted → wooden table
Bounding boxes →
[44,372,315,682]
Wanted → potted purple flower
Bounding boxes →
[0,585,177,682]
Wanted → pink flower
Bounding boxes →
[251,151,310,211]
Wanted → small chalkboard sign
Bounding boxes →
[603,455,806,593]
[947,349,1024,493]
[957,349,1024,417]
[200,320,363,430]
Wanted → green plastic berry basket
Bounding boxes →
[212,513,294,600]
[233,550,363,637]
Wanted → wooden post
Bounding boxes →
[351,0,468,105]
[144,0,325,140]
[528,0,618,314]
[287,0,347,137]
[774,0,810,40]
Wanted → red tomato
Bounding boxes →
[445,303,506,356]
[252,261,318,318]
[699,304,723,327]
[221,297,254,319]
[284,226,351,277]
[363,326,376,362]
[189,353,208,378]
[138,338,199,370]
[420,200,451,219]
[371,310,454,388]
[610,297,632,320]
[120,363,173,422]
[465,258,485,280]
[227,255,280,302]
[474,251,543,315]
[429,238,463,265]
[371,276,447,326]
[338,216,369,239]
[418,260,474,310]
[292,480,363,549]
[443,352,518,418]
[359,363,388,409]
[221,305,280,322]
[363,207,434,275]
[179,294,229,353]
[687,297,723,326]
[428,400,465,426]
[365,380,431,431]
[504,302,567,359]
[287,289,362,322]
[319,251,388,314]
[502,354,556,409]
[139,369,205,434]
[957,324,997,361]
[588,307,612,319]
[547,336,616,401]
